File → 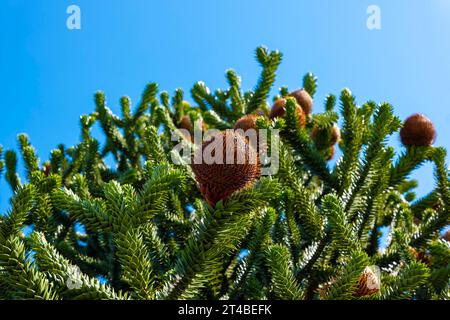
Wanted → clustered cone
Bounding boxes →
[355,266,380,297]
[269,98,306,128]
[191,130,260,206]
[400,113,436,147]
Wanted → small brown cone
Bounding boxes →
[289,88,313,115]
[178,115,193,132]
[42,163,51,176]
[311,125,341,148]
[178,115,205,141]
[269,98,306,128]
[191,130,260,206]
[234,114,258,132]
[400,113,436,146]
[408,246,431,265]
[355,266,380,297]
[443,230,450,242]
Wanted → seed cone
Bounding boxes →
[179,115,193,132]
[355,266,380,297]
[408,247,431,265]
[311,125,341,148]
[443,230,450,242]
[400,113,436,146]
[329,125,341,146]
[269,98,306,127]
[191,130,260,206]
[289,88,313,115]
[234,114,258,132]
[178,115,205,140]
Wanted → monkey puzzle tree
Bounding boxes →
[0,47,448,300]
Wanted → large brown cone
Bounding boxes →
[400,113,436,146]
[269,98,306,128]
[191,130,260,206]
[289,89,313,115]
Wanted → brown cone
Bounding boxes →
[42,163,51,176]
[179,115,193,132]
[311,125,341,147]
[330,125,341,146]
[234,114,258,132]
[269,98,306,128]
[408,246,431,265]
[355,266,380,297]
[191,131,260,206]
[400,113,436,146]
[178,115,206,141]
[443,230,450,242]
[289,89,313,115]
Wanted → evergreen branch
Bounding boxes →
[322,194,359,254]
[303,73,317,98]
[18,134,40,180]
[52,188,112,232]
[0,185,35,241]
[226,69,246,116]
[115,228,155,299]
[266,244,304,300]
[324,94,336,112]
[202,110,232,130]
[380,261,429,299]
[389,146,434,188]
[0,235,58,299]
[134,83,158,120]
[29,232,124,299]
[140,125,167,164]
[166,178,279,299]
[4,150,21,191]
[284,98,336,189]
[335,89,364,195]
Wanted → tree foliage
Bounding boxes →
[0,47,448,300]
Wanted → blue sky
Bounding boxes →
[1,0,450,212]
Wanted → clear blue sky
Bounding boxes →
[1,0,450,212]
